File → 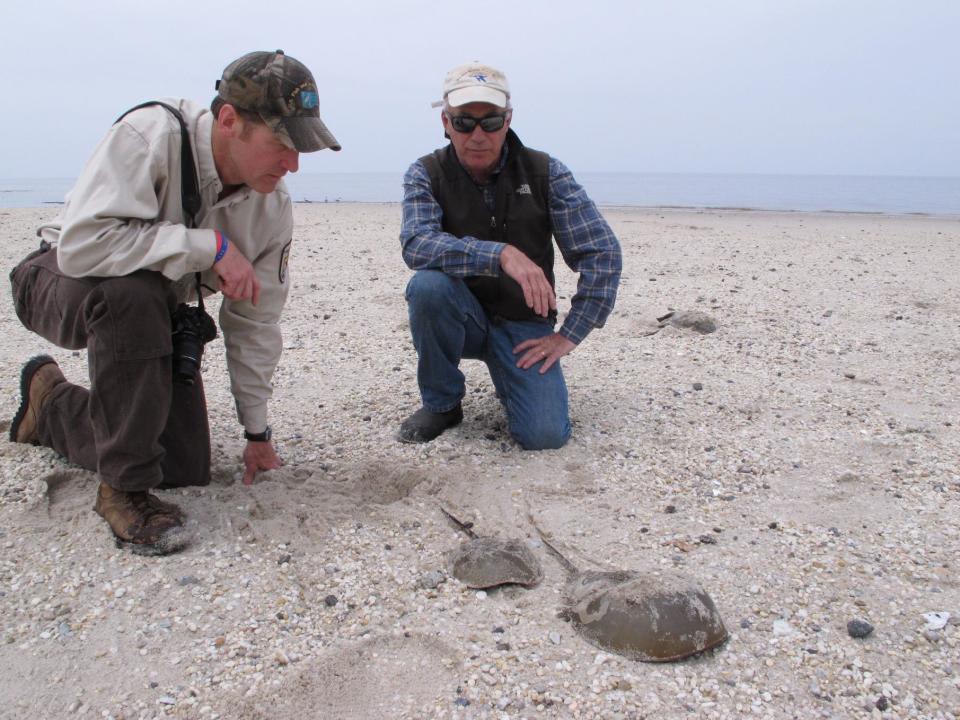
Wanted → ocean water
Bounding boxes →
[2,172,959,215]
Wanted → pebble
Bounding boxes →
[419,570,445,589]
[847,619,874,638]
[922,611,950,631]
[549,632,562,645]
[772,620,794,636]
[324,594,338,607]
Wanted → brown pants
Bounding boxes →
[9,245,210,491]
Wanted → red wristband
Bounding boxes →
[214,231,229,263]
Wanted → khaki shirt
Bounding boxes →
[38,98,293,434]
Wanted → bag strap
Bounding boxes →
[115,101,207,311]
[115,101,202,228]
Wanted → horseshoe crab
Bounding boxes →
[533,521,728,662]
[641,310,718,337]
[441,506,543,590]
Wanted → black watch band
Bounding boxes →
[244,426,272,442]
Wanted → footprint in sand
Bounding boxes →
[34,469,96,521]
[235,633,458,719]
[181,458,437,548]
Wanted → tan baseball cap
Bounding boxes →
[216,50,340,152]
[432,62,510,109]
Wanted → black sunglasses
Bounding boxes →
[446,112,507,134]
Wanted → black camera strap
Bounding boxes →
[115,102,202,227]
[115,101,210,319]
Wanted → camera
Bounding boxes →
[171,303,218,385]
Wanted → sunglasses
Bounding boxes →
[446,112,507,134]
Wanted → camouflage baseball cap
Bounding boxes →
[216,50,340,152]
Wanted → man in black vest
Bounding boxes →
[398,62,622,450]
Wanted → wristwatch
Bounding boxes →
[244,426,272,442]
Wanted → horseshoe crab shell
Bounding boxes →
[448,537,543,589]
[666,310,717,334]
[562,568,728,662]
[531,518,728,663]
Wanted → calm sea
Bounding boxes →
[2,173,958,215]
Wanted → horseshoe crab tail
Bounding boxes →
[438,504,479,540]
[527,512,580,577]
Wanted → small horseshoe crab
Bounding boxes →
[532,519,728,662]
[641,310,718,337]
[441,506,543,590]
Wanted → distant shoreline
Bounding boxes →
[5,202,955,220]
[288,200,955,219]
[5,171,960,215]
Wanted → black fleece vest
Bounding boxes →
[421,130,555,323]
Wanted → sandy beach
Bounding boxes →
[0,203,957,720]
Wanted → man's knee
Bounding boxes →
[89,273,174,358]
[96,272,171,320]
[511,417,571,451]
[405,270,459,310]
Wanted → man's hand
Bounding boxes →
[242,440,283,485]
[499,245,556,317]
[214,242,261,305]
[513,332,576,374]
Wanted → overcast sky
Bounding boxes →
[3,0,957,179]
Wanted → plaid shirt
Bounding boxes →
[400,145,622,345]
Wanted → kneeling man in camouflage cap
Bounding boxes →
[9,51,339,555]
[398,62,622,449]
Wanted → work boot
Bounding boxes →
[94,483,190,556]
[10,355,65,444]
[398,403,463,443]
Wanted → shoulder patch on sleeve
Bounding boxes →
[279,240,292,284]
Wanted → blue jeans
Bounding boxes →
[405,270,571,450]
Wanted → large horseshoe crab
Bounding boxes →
[532,518,728,662]
[440,506,543,590]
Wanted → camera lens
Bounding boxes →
[171,303,217,386]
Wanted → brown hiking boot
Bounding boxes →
[10,355,66,444]
[94,483,190,556]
